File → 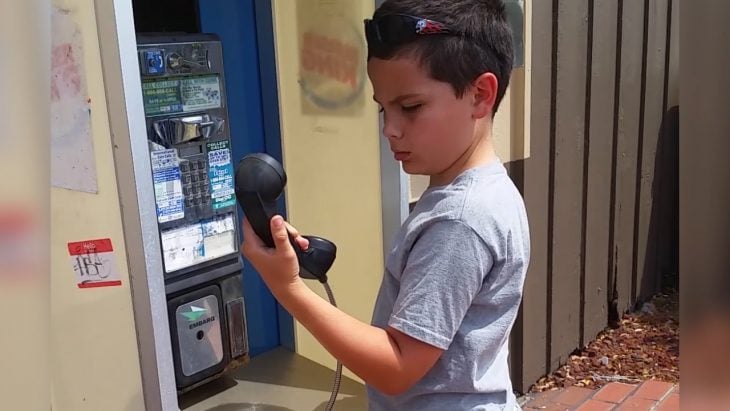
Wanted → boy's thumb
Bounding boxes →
[270,216,291,251]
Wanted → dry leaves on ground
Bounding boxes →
[529,290,679,392]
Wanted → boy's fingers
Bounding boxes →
[284,222,300,237]
[270,215,294,253]
[285,222,310,250]
[295,236,309,250]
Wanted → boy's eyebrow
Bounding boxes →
[372,94,422,105]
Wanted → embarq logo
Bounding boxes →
[182,306,216,330]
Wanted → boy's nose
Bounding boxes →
[382,118,403,140]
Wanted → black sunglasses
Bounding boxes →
[364,14,462,49]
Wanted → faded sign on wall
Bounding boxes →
[51,7,98,193]
[297,0,367,116]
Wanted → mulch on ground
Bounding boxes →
[529,290,679,393]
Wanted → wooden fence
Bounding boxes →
[508,0,678,393]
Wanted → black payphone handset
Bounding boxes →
[233,153,337,282]
[234,153,341,411]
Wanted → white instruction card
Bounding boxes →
[151,149,184,223]
[161,213,236,273]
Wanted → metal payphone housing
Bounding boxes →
[136,33,249,393]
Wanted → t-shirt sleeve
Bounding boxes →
[388,219,493,350]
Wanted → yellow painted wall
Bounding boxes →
[50,1,144,409]
[271,0,384,381]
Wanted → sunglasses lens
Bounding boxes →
[364,20,377,45]
[378,15,416,44]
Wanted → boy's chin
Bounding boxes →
[401,162,427,176]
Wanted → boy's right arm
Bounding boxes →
[273,280,444,395]
[242,215,444,395]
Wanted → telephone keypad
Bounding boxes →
[181,158,211,212]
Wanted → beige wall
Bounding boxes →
[50,1,144,409]
[271,0,384,381]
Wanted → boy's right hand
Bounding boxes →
[240,215,308,294]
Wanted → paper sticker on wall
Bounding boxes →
[151,149,185,223]
[68,239,122,288]
[51,7,98,193]
[206,141,236,209]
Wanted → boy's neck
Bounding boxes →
[429,127,497,187]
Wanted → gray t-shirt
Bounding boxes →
[367,159,530,411]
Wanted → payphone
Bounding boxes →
[136,33,248,392]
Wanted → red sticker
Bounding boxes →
[67,238,114,255]
[67,238,121,288]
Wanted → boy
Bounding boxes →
[241,0,530,409]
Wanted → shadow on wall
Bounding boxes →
[637,105,679,304]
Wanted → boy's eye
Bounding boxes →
[402,104,422,113]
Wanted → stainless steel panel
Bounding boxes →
[176,294,224,376]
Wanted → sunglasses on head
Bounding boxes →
[364,14,462,49]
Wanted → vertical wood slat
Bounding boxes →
[635,0,669,303]
[518,0,552,392]
[583,0,619,344]
[612,0,646,315]
[549,0,589,369]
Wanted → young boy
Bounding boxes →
[241,0,530,409]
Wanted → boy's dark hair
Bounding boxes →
[368,0,514,115]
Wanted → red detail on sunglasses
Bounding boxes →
[416,19,447,35]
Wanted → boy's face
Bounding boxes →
[368,56,482,178]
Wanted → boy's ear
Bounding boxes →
[471,72,498,119]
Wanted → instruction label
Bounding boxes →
[206,141,236,209]
[142,75,222,116]
[68,239,122,288]
[161,213,236,273]
[151,149,185,223]
[181,76,221,112]
[141,79,183,116]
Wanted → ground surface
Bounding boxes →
[530,290,679,392]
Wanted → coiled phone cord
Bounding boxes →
[322,282,342,411]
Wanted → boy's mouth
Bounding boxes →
[394,151,410,161]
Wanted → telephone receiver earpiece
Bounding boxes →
[234,153,337,282]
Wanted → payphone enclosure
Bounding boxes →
[137,33,249,393]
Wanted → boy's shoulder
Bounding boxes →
[412,160,526,229]
[401,160,529,262]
